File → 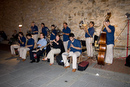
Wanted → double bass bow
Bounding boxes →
[97,13,111,65]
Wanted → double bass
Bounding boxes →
[97,13,111,65]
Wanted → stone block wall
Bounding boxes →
[0,0,130,57]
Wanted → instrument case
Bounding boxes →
[78,61,89,71]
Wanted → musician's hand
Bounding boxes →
[67,50,70,53]
[22,42,24,44]
[50,42,52,46]
[25,46,27,48]
[52,32,55,35]
[36,49,39,52]
[18,36,20,40]
[86,29,88,33]
[70,44,74,48]
[104,22,107,26]
[38,44,41,46]
[53,40,56,42]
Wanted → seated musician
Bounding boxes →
[30,33,47,63]
[19,34,34,61]
[103,19,115,65]
[62,33,82,72]
[10,32,26,56]
[42,34,65,65]
[8,30,18,45]
[50,24,57,41]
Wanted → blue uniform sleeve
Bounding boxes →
[36,26,38,31]
[18,40,20,44]
[110,26,115,32]
[54,30,57,35]
[31,39,34,46]
[68,28,71,33]
[23,37,26,44]
[103,28,106,32]
[77,40,81,48]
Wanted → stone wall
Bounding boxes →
[0,0,130,57]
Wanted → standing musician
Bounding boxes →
[62,33,82,72]
[41,23,49,37]
[62,22,71,52]
[84,21,95,58]
[103,19,115,65]
[50,24,57,41]
[30,21,38,43]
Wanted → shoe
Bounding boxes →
[42,57,47,61]
[64,66,70,69]
[72,69,76,72]
[36,61,40,63]
[19,57,22,59]
[22,59,26,61]
[106,63,112,65]
[11,54,15,57]
[49,63,53,66]
[30,60,35,63]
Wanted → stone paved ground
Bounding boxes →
[0,50,130,87]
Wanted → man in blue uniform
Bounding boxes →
[84,21,95,58]
[50,24,57,41]
[10,32,26,56]
[103,19,115,65]
[62,33,82,72]
[41,23,49,37]
[31,22,38,43]
[62,22,71,51]
[19,34,34,61]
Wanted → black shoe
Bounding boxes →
[30,60,35,63]
[36,61,40,63]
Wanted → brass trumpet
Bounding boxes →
[79,20,88,29]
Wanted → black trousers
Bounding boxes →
[30,49,45,62]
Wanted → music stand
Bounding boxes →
[117,13,130,59]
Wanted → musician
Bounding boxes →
[19,34,34,61]
[103,19,115,65]
[62,22,71,51]
[41,23,49,37]
[50,24,57,41]
[31,21,38,43]
[42,35,65,65]
[62,33,82,72]
[84,21,95,58]
[8,30,18,45]
[10,32,26,56]
[30,33,47,63]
